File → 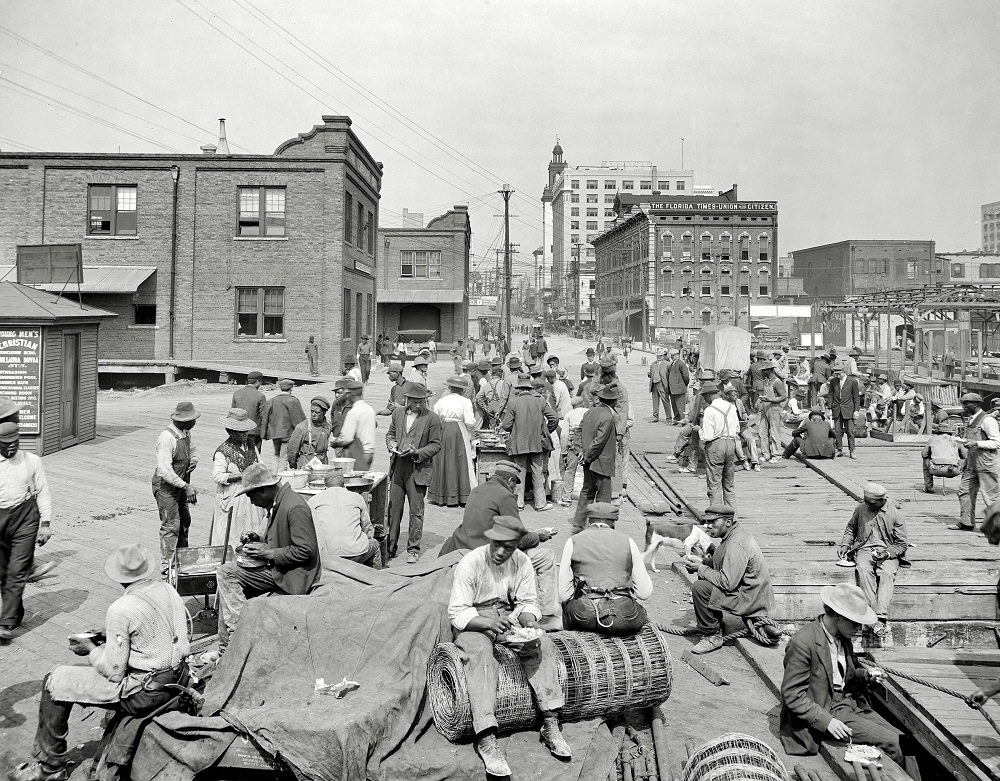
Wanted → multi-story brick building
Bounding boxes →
[540,142,712,314]
[791,239,939,298]
[982,201,1000,252]
[592,188,778,342]
[0,116,381,374]
[376,206,471,344]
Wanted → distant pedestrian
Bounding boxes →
[305,335,319,376]
[428,336,437,362]
[502,375,558,512]
[357,335,372,383]
[826,362,861,459]
[665,348,690,424]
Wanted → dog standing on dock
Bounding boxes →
[642,519,715,572]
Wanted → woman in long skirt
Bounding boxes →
[210,408,267,546]
[428,377,478,506]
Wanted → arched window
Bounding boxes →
[701,307,713,326]
[661,307,674,325]
[719,232,732,261]
[758,233,770,261]
[679,266,694,297]
[758,267,771,297]
[681,306,694,326]
[660,267,673,295]
[720,267,732,296]
[739,233,751,261]
[700,232,713,260]
[681,232,693,258]
[660,232,673,258]
[739,266,751,296]
[720,307,732,320]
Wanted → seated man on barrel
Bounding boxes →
[683,505,781,654]
[557,502,651,635]
[780,583,923,777]
[448,515,571,776]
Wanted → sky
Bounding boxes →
[1,0,998,281]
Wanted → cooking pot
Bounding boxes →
[277,469,309,489]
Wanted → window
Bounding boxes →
[586,233,597,242]
[343,289,352,338]
[739,267,750,296]
[759,235,770,261]
[585,247,595,257]
[676,181,685,191]
[236,287,284,338]
[951,263,965,278]
[739,235,750,260]
[88,185,138,235]
[587,208,598,217]
[622,180,634,190]
[345,193,353,240]
[661,234,672,257]
[720,233,731,261]
[355,292,362,342]
[586,180,598,189]
[400,250,442,278]
[640,180,651,190]
[682,233,693,258]
[133,304,156,325]
[661,268,673,294]
[238,186,285,237]
[366,294,373,332]
[702,310,711,325]
[604,209,614,217]
[759,270,770,297]
[571,233,579,243]
[605,180,617,190]
[571,221,580,230]
[356,202,364,247]
[701,232,713,260]
[367,211,374,255]
[720,268,731,296]
[571,179,579,189]
[605,195,615,204]
[701,282,712,296]
[658,181,670,190]
[587,194,598,203]
[982,263,1000,279]
[571,207,580,216]
[570,193,579,203]
[587,221,598,230]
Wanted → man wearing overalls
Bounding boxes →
[951,391,1000,531]
[152,402,199,577]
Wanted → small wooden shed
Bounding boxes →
[0,282,116,455]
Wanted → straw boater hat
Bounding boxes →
[105,543,157,583]
[236,462,281,496]
[0,397,21,421]
[485,515,528,542]
[171,401,200,422]
[222,408,257,431]
[404,383,433,399]
[820,583,877,625]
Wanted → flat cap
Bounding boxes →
[543,369,557,380]
[387,361,404,373]
[485,515,527,541]
[961,392,984,403]
[247,370,263,381]
[582,363,597,376]
[0,421,19,442]
[278,378,295,391]
[703,504,735,517]
[587,502,619,521]
[491,460,522,481]
[599,357,616,369]
[862,482,887,499]
[310,396,331,412]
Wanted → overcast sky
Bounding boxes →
[2,0,998,279]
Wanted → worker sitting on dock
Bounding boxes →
[665,373,716,474]
[682,505,778,654]
[782,409,837,460]
[837,483,909,637]
[780,583,922,778]
[921,422,965,493]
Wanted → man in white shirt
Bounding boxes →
[152,402,199,577]
[0,421,53,640]
[404,356,429,386]
[331,380,377,471]
[343,356,364,384]
[952,392,1000,531]
[546,369,573,419]
[698,383,741,509]
[558,403,589,507]
[448,515,570,775]
[309,472,379,568]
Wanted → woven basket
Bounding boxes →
[427,624,672,741]
[681,733,789,781]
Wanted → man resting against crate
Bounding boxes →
[447,515,570,776]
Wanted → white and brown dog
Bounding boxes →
[642,519,715,572]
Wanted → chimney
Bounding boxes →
[217,118,230,155]
[732,183,738,200]
[200,143,217,156]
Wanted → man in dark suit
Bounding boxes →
[262,379,306,472]
[666,349,690,424]
[385,383,443,564]
[647,349,669,423]
[826,363,861,458]
[232,370,267,452]
[215,462,320,652]
[501,375,559,512]
[572,384,618,533]
[780,583,921,776]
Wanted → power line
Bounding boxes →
[0,134,42,152]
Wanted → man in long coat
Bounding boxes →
[648,349,669,423]
[232,371,267,452]
[263,379,305,472]
[572,383,618,533]
[826,362,861,458]
[666,349,691,424]
[501,375,559,512]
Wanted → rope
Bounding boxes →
[655,623,753,644]
[860,659,1000,738]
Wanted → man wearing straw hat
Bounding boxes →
[152,402,200,578]
[779,583,920,775]
[448,515,571,775]
[287,397,332,470]
[263,379,305,473]
[215,463,320,652]
[8,543,189,781]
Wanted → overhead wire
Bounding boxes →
[0,133,43,152]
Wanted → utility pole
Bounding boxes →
[501,184,513,350]
[572,242,582,332]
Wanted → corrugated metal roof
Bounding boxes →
[0,282,118,321]
[378,290,466,304]
[0,265,156,293]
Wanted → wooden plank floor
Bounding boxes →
[872,647,1000,781]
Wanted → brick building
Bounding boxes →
[937,250,1000,283]
[376,206,471,344]
[592,188,778,343]
[790,239,939,298]
[0,116,381,374]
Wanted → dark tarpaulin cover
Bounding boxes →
[132,554,616,781]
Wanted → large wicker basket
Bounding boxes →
[681,733,790,781]
[427,624,673,741]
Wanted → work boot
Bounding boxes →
[8,761,68,781]
[540,715,572,759]
[691,633,725,655]
[474,732,511,776]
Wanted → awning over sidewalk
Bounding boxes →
[0,265,156,293]
[602,308,641,325]
[378,290,466,303]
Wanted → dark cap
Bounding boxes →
[485,515,528,541]
[345,380,364,391]
[343,356,357,366]
[310,396,331,412]
[700,382,720,395]
[583,363,597,376]
[543,369,557,380]
[404,383,433,399]
[596,383,620,401]
[247,370,263,381]
[491,460,522,481]
[477,359,491,372]
[599,357,616,369]
[587,502,619,522]
[703,504,735,518]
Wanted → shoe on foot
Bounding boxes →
[691,633,725,655]
[0,626,14,642]
[752,464,761,472]
[534,502,553,512]
[8,762,68,781]
[946,523,976,531]
[648,417,660,423]
[849,451,857,459]
[406,552,420,564]
[873,618,889,637]
[664,455,679,463]
[558,498,572,507]
[540,715,572,759]
[27,561,57,582]
[922,488,935,494]
[677,466,695,474]
[474,732,511,776]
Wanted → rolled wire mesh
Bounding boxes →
[681,733,790,781]
[428,624,672,742]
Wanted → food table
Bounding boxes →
[475,432,509,483]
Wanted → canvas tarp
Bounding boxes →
[132,554,616,781]
[698,325,752,372]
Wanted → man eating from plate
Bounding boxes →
[447,514,570,775]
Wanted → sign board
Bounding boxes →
[353,260,374,276]
[16,244,83,286]
[0,327,42,433]
[749,304,813,318]
[647,201,777,213]
[800,332,824,348]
